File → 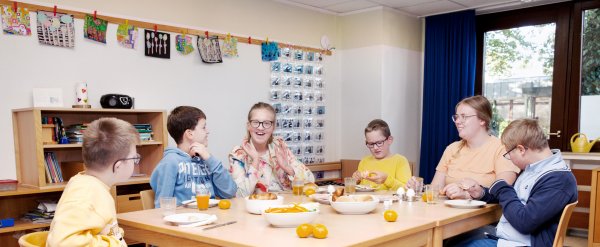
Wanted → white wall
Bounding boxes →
[0,4,341,180]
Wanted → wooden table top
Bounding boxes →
[117,195,441,247]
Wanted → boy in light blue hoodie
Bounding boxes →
[150,106,237,207]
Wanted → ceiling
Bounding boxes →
[277,0,570,17]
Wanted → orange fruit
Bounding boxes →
[296,223,313,238]
[218,199,231,209]
[384,210,398,222]
[312,224,328,239]
[304,188,316,196]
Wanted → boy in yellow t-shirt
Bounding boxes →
[352,119,412,191]
[47,118,140,247]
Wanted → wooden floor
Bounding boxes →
[564,235,587,247]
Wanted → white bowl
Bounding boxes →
[245,195,284,214]
[263,210,319,227]
[330,195,379,214]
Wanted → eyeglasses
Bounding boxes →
[503,146,527,160]
[365,137,388,148]
[249,120,273,129]
[113,154,141,173]
[451,114,477,122]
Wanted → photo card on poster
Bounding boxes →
[197,36,222,63]
[144,29,170,59]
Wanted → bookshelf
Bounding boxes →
[12,107,168,189]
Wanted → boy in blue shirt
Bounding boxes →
[150,106,236,207]
[461,118,577,247]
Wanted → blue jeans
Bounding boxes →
[458,238,498,247]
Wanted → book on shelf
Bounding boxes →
[134,123,153,141]
[44,152,63,183]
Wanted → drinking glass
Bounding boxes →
[292,178,304,196]
[159,197,176,216]
[424,184,439,204]
[344,177,356,195]
[196,185,211,210]
[414,177,424,195]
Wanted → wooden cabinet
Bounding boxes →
[2,108,167,245]
[561,152,600,232]
[590,168,600,247]
[12,108,167,189]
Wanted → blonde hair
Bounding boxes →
[501,118,548,151]
[82,117,140,171]
[247,102,276,144]
[453,95,493,158]
[365,119,391,138]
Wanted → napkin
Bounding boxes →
[178,215,218,228]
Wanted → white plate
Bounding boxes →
[181,199,220,208]
[355,185,375,192]
[309,194,331,204]
[444,200,486,209]
[374,195,400,202]
[163,213,212,225]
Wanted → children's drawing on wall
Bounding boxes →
[175,34,194,55]
[261,42,280,62]
[222,34,238,58]
[198,36,222,63]
[36,11,74,48]
[116,24,138,49]
[1,5,31,35]
[144,30,170,59]
[83,14,107,43]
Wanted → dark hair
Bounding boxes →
[83,117,140,171]
[167,106,206,144]
[247,102,276,143]
[364,119,391,138]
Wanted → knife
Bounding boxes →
[202,221,236,231]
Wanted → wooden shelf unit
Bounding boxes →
[12,107,167,189]
[589,168,600,247]
[561,152,600,232]
[2,108,168,245]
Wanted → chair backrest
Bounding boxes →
[18,231,49,247]
[140,189,155,210]
[553,201,578,247]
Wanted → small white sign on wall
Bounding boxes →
[32,88,64,107]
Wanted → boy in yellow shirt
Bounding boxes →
[352,119,411,191]
[47,118,140,246]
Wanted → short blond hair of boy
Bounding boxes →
[501,118,548,151]
[365,119,391,138]
[82,117,140,171]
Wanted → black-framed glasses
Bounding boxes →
[503,146,527,160]
[249,120,273,129]
[451,114,477,122]
[365,137,388,148]
[112,154,141,173]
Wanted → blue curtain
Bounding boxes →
[419,10,476,183]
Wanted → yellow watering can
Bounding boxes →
[570,133,600,153]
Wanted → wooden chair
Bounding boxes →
[18,231,48,247]
[553,201,578,247]
[140,189,155,210]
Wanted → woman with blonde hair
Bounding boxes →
[408,95,519,199]
[228,102,314,197]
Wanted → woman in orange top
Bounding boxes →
[409,95,520,199]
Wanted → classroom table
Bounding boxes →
[117,195,500,247]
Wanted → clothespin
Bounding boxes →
[182,29,187,37]
[93,10,97,21]
[226,33,231,41]
[248,36,251,44]
[53,5,57,16]
[125,19,128,26]
[266,37,269,44]
[205,31,209,38]
[154,24,157,33]
[13,2,17,12]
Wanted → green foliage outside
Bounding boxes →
[582,8,600,95]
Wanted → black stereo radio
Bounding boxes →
[100,94,134,109]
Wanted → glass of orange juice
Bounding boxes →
[292,178,304,196]
[424,184,439,204]
[195,185,211,210]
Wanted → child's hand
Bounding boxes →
[364,171,387,184]
[241,139,259,168]
[352,170,363,181]
[275,141,295,176]
[190,142,211,160]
